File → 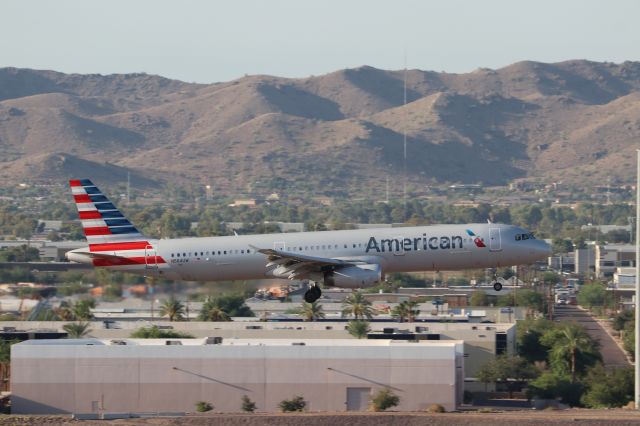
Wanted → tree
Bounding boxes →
[342,291,375,320]
[528,371,584,407]
[293,301,325,322]
[63,322,92,338]
[55,301,76,321]
[346,320,371,339]
[213,293,254,317]
[475,355,538,398]
[72,298,96,321]
[576,283,609,311]
[516,318,555,363]
[516,289,544,316]
[581,365,634,408]
[159,296,185,321]
[198,297,231,321]
[391,300,420,322]
[130,326,194,338]
[552,238,573,254]
[612,310,633,332]
[469,290,489,306]
[541,323,601,382]
[391,302,409,322]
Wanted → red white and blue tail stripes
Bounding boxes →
[70,179,145,245]
[69,179,165,269]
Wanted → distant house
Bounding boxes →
[229,199,258,207]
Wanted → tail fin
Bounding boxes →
[69,179,147,248]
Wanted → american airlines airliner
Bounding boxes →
[65,179,551,302]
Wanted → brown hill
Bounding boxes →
[0,61,639,194]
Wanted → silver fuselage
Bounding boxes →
[68,223,550,282]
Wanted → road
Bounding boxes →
[553,304,630,369]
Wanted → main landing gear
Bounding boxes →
[304,283,322,303]
[489,269,503,291]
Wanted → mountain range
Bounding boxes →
[1,60,639,196]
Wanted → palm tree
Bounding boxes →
[391,302,409,322]
[341,291,374,320]
[296,302,325,322]
[346,320,371,339]
[551,325,594,382]
[63,322,92,338]
[55,301,76,321]
[72,299,96,321]
[198,297,231,321]
[406,300,420,322]
[159,296,185,321]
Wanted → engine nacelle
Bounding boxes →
[324,264,382,289]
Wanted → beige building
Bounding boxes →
[4,320,515,383]
[11,338,464,414]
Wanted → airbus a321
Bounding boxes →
[65,179,551,302]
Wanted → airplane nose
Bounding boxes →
[537,241,552,257]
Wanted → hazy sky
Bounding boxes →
[2,0,639,83]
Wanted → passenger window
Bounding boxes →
[224,251,227,255]
[171,253,174,258]
[183,253,186,257]
[247,249,251,254]
[241,250,244,254]
[344,244,347,248]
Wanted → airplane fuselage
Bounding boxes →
[69,222,550,283]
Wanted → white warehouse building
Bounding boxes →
[11,338,464,414]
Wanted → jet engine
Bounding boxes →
[323,264,382,288]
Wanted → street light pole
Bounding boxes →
[635,149,639,409]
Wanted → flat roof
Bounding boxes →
[17,338,463,347]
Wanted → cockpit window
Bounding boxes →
[515,232,535,241]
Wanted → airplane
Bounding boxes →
[65,179,551,303]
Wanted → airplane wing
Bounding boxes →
[251,246,363,280]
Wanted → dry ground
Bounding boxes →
[2,410,640,426]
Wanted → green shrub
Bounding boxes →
[370,388,399,412]
[279,395,306,412]
[241,394,256,412]
[130,325,194,338]
[195,401,213,412]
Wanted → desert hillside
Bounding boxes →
[1,61,639,195]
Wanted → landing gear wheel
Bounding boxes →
[493,282,503,292]
[304,285,322,303]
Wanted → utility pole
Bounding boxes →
[403,52,408,221]
[635,149,639,409]
[126,172,130,205]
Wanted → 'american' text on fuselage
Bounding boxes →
[365,234,466,253]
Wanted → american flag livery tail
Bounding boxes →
[68,179,164,270]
